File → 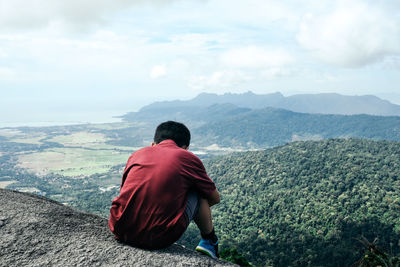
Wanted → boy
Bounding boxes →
[109,121,220,258]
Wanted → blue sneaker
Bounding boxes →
[195,238,219,259]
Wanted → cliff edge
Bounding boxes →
[0,189,235,266]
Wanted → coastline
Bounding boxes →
[0,111,127,128]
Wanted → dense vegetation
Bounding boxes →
[195,108,400,148]
[5,136,399,266]
[121,103,250,126]
[2,119,400,266]
[121,103,400,149]
[179,139,400,266]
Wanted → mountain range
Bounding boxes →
[194,107,400,148]
[3,91,400,266]
[119,92,400,149]
[138,91,400,116]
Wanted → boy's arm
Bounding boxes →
[207,188,220,207]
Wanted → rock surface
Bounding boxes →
[0,189,235,266]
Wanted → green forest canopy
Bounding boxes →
[3,134,400,266]
[179,138,400,266]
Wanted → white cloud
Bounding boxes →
[0,47,8,57]
[0,29,154,84]
[1,0,400,108]
[297,0,400,67]
[382,56,400,70]
[200,0,299,31]
[220,46,294,69]
[0,0,177,32]
[315,73,340,83]
[217,46,295,83]
[150,65,166,79]
[260,67,295,80]
[188,70,252,91]
[0,67,16,81]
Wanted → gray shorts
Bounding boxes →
[183,191,200,227]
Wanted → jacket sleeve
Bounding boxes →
[181,152,216,198]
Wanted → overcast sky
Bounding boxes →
[1,0,400,125]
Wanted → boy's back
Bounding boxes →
[109,139,216,249]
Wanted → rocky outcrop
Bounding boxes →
[0,189,235,266]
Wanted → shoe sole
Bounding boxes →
[196,246,217,259]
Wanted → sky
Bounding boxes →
[1,0,400,125]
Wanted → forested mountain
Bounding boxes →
[133,91,400,116]
[121,103,251,126]
[3,92,400,266]
[122,103,400,149]
[178,139,400,266]
[194,107,400,148]
[4,121,400,266]
[284,93,400,116]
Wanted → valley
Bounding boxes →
[1,92,400,266]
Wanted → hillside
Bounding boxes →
[122,104,400,149]
[120,103,400,149]
[2,111,400,266]
[179,139,400,266]
[2,127,400,266]
[134,91,400,116]
[121,103,251,127]
[0,188,234,267]
[194,108,400,148]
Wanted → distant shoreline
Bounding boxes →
[0,118,123,128]
[0,111,127,129]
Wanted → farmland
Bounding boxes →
[0,121,232,211]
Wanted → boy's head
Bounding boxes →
[153,121,191,148]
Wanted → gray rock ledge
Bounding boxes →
[0,189,235,267]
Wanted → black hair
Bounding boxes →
[153,121,191,147]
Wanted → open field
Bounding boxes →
[1,125,141,180]
[10,135,47,144]
[87,122,133,130]
[81,143,136,151]
[47,132,108,146]
[0,129,22,137]
[17,147,131,177]
[0,129,46,144]
[0,180,17,189]
[2,124,234,181]
[46,131,136,151]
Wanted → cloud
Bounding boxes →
[220,46,294,69]
[150,65,166,79]
[188,70,252,91]
[0,0,177,31]
[200,0,298,29]
[217,46,295,82]
[260,67,295,80]
[297,0,400,67]
[0,29,154,84]
[315,73,340,83]
[0,47,8,57]
[0,67,16,81]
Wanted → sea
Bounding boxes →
[0,109,131,128]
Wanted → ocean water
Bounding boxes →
[0,109,129,128]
